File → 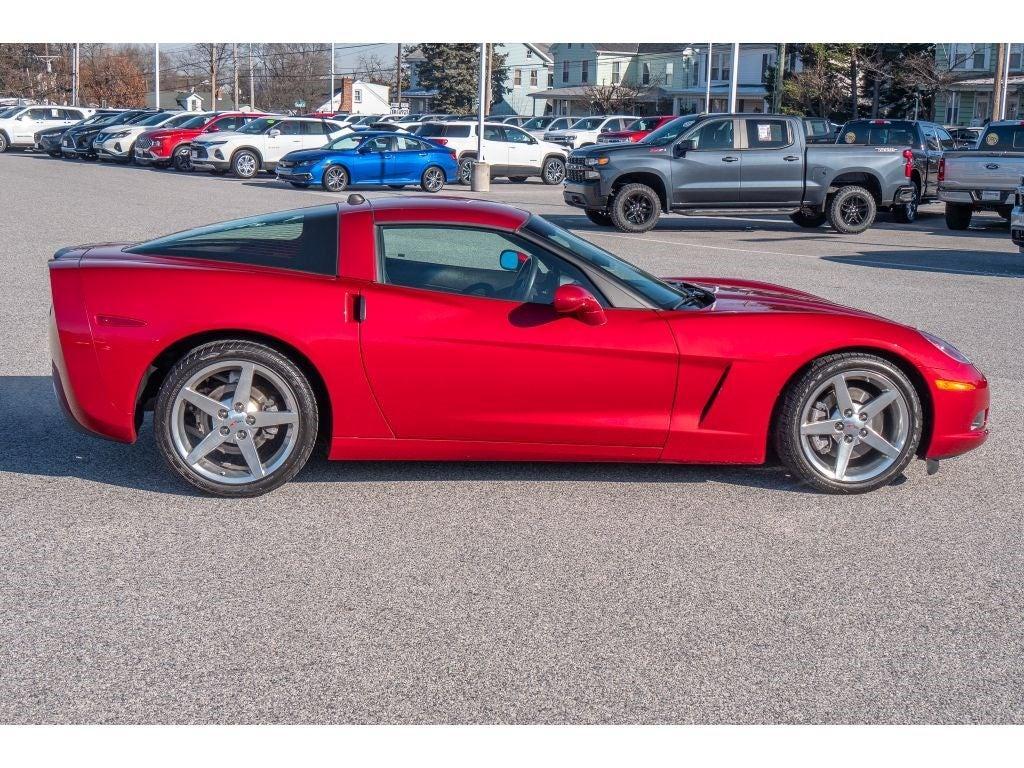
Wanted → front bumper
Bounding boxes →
[276,169,315,183]
[563,179,608,210]
[93,138,132,160]
[133,143,172,164]
[924,366,990,460]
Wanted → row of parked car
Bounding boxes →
[561,113,1024,239]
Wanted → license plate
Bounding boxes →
[981,190,1001,201]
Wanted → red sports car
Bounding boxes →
[134,111,267,171]
[48,197,988,496]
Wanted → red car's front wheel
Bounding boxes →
[775,353,923,493]
[155,340,318,497]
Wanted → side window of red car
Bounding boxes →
[377,225,602,305]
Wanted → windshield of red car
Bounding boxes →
[524,215,691,309]
[177,113,213,129]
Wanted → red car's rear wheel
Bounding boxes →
[775,353,923,493]
[155,340,318,497]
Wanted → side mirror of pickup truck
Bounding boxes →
[674,139,696,157]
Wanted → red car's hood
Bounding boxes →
[143,127,201,141]
[668,276,879,318]
[601,130,645,141]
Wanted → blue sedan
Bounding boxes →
[275,131,458,193]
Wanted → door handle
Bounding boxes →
[722,156,739,162]
[784,155,799,161]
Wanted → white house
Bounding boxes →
[317,78,391,114]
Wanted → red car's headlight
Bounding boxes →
[920,330,971,364]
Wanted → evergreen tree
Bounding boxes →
[415,43,509,113]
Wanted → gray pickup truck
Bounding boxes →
[563,113,918,234]
[938,120,1024,230]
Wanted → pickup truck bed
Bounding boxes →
[938,121,1024,230]
[563,113,916,234]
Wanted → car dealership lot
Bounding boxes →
[1,152,1021,723]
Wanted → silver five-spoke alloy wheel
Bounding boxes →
[170,360,300,485]
[798,369,910,483]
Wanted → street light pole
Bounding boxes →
[705,42,712,112]
[471,42,489,192]
[1000,42,1012,120]
[396,43,402,115]
[729,43,740,113]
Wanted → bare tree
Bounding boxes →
[582,78,657,115]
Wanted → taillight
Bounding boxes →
[432,138,448,145]
[903,149,914,179]
[938,157,945,182]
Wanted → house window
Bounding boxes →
[530,69,538,87]
[710,52,731,82]
[562,60,569,83]
[642,62,651,85]
[612,61,620,84]
[581,59,589,84]
[975,95,990,122]
[945,91,960,124]
[354,89,362,103]
[952,44,986,71]
[514,68,522,86]
[761,53,772,83]
[665,61,674,85]
[1010,44,1023,71]
[526,48,533,59]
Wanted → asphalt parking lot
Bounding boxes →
[1,151,1021,724]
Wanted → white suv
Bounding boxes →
[93,111,200,162]
[543,115,635,150]
[190,116,349,178]
[521,115,573,139]
[415,121,567,185]
[0,105,93,152]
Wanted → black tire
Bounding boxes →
[125,142,137,164]
[154,340,319,497]
[997,205,1012,221]
[541,155,566,185]
[457,155,475,185]
[609,182,662,233]
[0,132,9,153]
[826,185,877,234]
[509,176,529,183]
[891,183,920,224]
[172,145,193,172]
[945,202,972,230]
[774,352,923,494]
[790,209,827,228]
[322,165,348,192]
[420,165,445,193]
[231,149,260,179]
[585,209,613,227]
[47,150,61,158]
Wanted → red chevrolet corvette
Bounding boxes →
[48,196,988,496]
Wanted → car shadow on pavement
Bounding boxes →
[1,375,804,496]
[542,213,803,235]
[822,249,1024,278]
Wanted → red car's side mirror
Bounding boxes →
[205,125,220,133]
[553,284,606,326]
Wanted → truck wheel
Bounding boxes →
[790,209,827,228]
[997,205,1012,221]
[610,183,662,233]
[892,184,920,224]
[827,185,876,234]
[585,209,613,227]
[944,203,972,230]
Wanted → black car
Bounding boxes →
[60,109,153,160]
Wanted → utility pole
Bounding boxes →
[772,43,785,114]
[396,43,402,114]
[728,43,739,112]
[992,43,1006,123]
[705,43,713,112]
[330,42,335,112]
[484,44,493,116]
[999,42,1012,120]
[249,43,255,109]
[211,45,217,113]
[72,43,79,106]
[233,43,239,109]
[154,43,159,110]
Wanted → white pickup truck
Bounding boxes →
[938,120,1024,229]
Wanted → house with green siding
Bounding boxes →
[933,44,1024,126]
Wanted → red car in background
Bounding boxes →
[597,115,676,144]
[134,111,268,171]
[48,197,988,497]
